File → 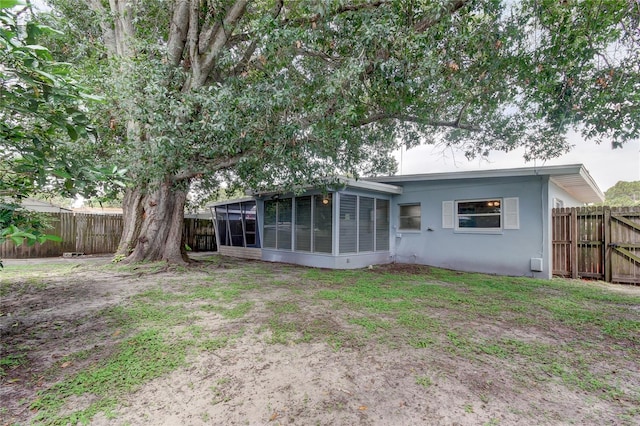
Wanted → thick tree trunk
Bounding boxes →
[119,181,189,265]
[116,188,144,256]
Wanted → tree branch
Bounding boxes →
[167,0,190,66]
[194,0,248,87]
[231,1,284,77]
[172,154,245,182]
[87,0,117,56]
[285,1,389,25]
[357,112,481,131]
[414,0,470,33]
[108,0,135,57]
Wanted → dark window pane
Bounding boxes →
[399,204,421,230]
[457,200,501,229]
[457,200,501,215]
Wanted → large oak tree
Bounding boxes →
[44,0,639,264]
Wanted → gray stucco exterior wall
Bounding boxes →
[389,175,552,278]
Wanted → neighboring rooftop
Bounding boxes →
[5,197,73,213]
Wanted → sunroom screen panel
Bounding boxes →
[263,200,277,249]
[214,207,230,246]
[277,198,292,250]
[242,201,257,247]
[359,197,374,252]
[295,196,312,251]
[226,203,244,246]
[313,194,333,253]
[339,194,357,253]
[375,199,390,251]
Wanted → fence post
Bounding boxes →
[603,207,611,282]
[571,208,578,279]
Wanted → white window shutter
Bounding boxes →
[442,201,454,229]
[503,197,519,229]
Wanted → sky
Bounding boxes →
[393,133,640,192]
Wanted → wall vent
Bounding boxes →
[530,258,543,272]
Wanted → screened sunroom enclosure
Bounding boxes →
[210,198,262,260]
[209,180,402,268]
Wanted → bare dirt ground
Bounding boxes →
[1,255,639,425]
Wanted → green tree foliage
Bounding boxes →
[42,0,639,263]
[0,1,125,255]
[605,181,640,206]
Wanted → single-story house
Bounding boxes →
[209,164,604,278]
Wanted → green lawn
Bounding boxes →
[1,257,638,425]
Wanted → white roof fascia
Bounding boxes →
[367,164,586,183]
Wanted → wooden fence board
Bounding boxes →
[183,218,217,252]
[1,213,216,258]
[552,206,640,284]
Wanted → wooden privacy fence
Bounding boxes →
[0,213,216,259]
[552,206,640,284]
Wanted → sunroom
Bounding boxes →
[209,179,403,268]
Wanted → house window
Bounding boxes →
[399,204,421,231]
[456,199,501,230]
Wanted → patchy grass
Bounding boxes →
[2,258,639,425]
[29,330,187,424]
[201,301,254,319]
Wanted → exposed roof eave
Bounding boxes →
[549,166,604,204]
